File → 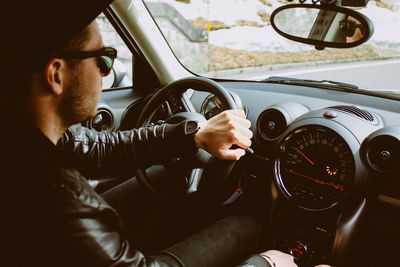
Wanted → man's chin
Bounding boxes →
[66,112,97,128]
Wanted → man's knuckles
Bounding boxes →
[231,131,240,143]
[227,121,236,130]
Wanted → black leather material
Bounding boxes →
[1,124,265,266]
[57,121,198,178]
[2,125,190,266]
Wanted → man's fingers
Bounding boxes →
[232,131,252,148]
[231,116,251,129]
[232,121,253,139]
[197,109,252,159]
[219,148,245,160]
[226,109,246,118]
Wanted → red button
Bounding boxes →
[323,111,337,118]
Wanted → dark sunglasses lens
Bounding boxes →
[340,21,356,37]
[97,55,114,75]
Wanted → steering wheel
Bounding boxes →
[135,76,238,195]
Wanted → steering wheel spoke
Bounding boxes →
[135,77,239,196]
[166,92,186,114]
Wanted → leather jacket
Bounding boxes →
[1,122,267,267]
[58,121,198,179]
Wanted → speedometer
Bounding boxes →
[200,94,224,120]
[274,125,355,211]
[200,92,246,119]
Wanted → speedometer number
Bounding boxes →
[275,126,355,210]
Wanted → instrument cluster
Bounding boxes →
[274,125,355,210]
[256,103,400,211]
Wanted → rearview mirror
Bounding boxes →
[270,4,374,49]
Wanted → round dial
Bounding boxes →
[201,94,224,120]
[275,125,355,211]
[200,92,246,119]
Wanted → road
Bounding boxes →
[223,59,400,92]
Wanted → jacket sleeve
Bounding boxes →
[57,121,198,178]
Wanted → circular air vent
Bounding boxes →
[361,127,400,173]
[89,109,114,132]
[257,108,288,141]
[257,103,309,142]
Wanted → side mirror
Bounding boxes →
[270,4,374,49]
[102,59,130,89]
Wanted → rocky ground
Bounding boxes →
[208,44,400,71]
[134,0,400,74]
[183,0,400,72]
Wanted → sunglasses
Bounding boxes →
[339,19,363,38]
[55,47,117,75]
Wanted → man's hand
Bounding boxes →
[194,109,252,160]
[259,250,297,267]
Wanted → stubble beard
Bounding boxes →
[58,74,97,129]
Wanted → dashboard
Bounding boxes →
[191,81,400,266]
[86,80,400,266]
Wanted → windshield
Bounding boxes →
[143,0,400,96]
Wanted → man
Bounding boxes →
[1,0,298,266]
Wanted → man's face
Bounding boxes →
[345,16,364,43]
[59,21,106,127]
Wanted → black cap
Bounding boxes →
[3,0,113,72]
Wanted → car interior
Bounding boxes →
[75,0,400,266]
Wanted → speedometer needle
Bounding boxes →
[289,169,344,191]
[295,148,315,165]
[289,169,321,183]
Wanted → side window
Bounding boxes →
[96,13,133,89]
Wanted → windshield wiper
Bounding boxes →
[262,76,359,90]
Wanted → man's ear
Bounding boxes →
[44,58,67,96]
